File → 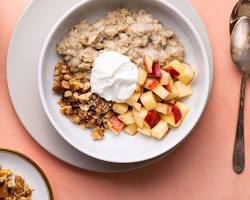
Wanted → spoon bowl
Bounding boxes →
[231,16,250,72]
[230,0,250,35]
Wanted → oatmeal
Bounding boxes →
[53,8,193,140]
[57,8,184,73]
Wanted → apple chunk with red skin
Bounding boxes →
[144,110,161,129]
[161,102,189,127]
[164,60,184,78]
[108,116,125,134]
[144,79,169,99]
[148,61,162,78]
[171,104,182,124]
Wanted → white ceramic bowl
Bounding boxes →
[38,0,211,163]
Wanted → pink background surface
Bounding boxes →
[1,0,250,199]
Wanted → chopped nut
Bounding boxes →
[54,69,60,76]
[83,82,91,91]
[63,74,72,80]
[78,92,92,102]
[60,105,73,115]
[61,80,69,89]
[79,104,89,111]
[64,90,72,97]
[69,115,81,124]
[91,127,104,140]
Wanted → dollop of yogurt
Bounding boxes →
[91,51,138,103]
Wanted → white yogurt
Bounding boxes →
[91,51,138,102]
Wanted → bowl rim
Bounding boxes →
[38,0,212,163]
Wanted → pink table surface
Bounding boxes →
[1,0,250,199]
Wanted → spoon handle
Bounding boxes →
[233,72,248,173]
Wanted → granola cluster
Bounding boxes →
[53,62,114,139]
[0,167,32,200]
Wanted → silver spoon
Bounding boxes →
[230,0,250,35]
[230,16,250,173]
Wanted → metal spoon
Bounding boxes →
[230,16,250,173]
[230,0,250,35]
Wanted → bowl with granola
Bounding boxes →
[0,148,53,199]
[38,0,211,163]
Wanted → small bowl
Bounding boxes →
[38,0,211,163]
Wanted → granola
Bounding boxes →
[0,166,32,200]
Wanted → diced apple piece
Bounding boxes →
[138,68,148,85]
[140,91,157,110]
[133,103,142,111]
[144,78,159,90]
[126,92,141,106]
[144,79,169,99]
[132,107,148,128]
[108,116,125,134]
[144,121,151,129]
[162,102,189,127]
[164,85,179,101]
[135,83,143,92]
[165,67,180,77]
[175,102,189,118]
[153,85,169,99]
[145,110,161,128]
[143,55,153,73]
[161,113,176,127]
[112,103,129,114]
[151,120,169,139]
[175,81,192,99]
[118,111,135,125]
[177,63,195,85]
[148,61,162,78]
[138,127,151,137]
[124,124,138,136]
[171,104,183,124]
[160,70,170,85]
[165,76,174,92]
[155,103,171,115]
[164,60,184,77]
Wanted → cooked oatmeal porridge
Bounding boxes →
[53,8,194,140]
